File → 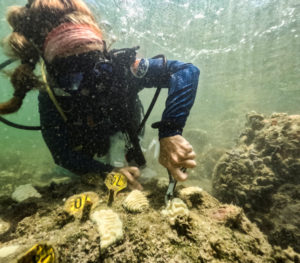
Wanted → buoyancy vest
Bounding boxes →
[45,47,146,165]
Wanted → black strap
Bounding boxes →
[136,87,161,135]
[0,59,16,71]
[151,120,183,130]
[109,46,140,68]
[136,54,167,135]
[0,116,41,130]
[124,54,167,167]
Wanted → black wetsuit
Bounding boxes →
[39,51,200,175]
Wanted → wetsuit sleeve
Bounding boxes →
[130,58,200,138]
[38,92,113,175]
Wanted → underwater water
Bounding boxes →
[0,0,299,187]
[0,1,300,261]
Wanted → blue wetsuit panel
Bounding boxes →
[132,59,200,138]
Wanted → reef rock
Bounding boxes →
[122,190,149,213]
[179,186,203,208]
[212,112,300,252]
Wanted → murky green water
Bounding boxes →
[0,0,299,187]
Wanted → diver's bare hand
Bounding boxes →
[159,135,196,181]
[114,166,143,190]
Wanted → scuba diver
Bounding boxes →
[0,0,199,190]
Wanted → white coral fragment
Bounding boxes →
[161,198,189,225]
[90,209,123,250]
[122,190,149,213]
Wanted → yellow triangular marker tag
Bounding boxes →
[105,172,127,199]
[64,192,99,218]
[17,243,55,263]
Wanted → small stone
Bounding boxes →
[0,245,20,258]
[11,184,41,202]
[245,203,252,210]
[0,218,10,235]
[51,177,72,185]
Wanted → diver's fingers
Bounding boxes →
[176,159,197,169]
[168,152,196,167]
[129,181,143,191]
[169,167,188,182]
[121,166,143,190]
[182,144,194,155]
[185,150,196,159]
[122,169,143,190]
[127,166,141,178]
[175,150,196,162]
[186,145,194,153]
[121,169,135,184]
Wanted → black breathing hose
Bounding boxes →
[0,116,41,130]
[0,58,16,70]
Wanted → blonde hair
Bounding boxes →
[0,0,102,114]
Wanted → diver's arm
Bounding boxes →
[131,58,200,138]
[38,92,113,175]
[130,58,200,181]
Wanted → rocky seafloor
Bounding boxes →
[0,174,299,263]
[212,112,300,253]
